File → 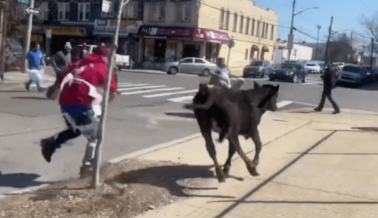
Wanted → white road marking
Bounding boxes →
[121,87,184,95]
[167,95,194,103]
[276,100,293,108]
[118,85,166,91]
[118,83,148,87]
[143,89,198,98]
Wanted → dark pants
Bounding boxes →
[317,92,340,112]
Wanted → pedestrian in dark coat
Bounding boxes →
[314,62,340,114]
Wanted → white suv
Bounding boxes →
[304,63,321,74]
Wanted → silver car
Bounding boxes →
[243,60,272,78]
[338,65,373,86]
[162,57,217,76]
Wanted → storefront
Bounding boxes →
[137,25,229,69]
[43,25,94,55]
[93,19,143,63]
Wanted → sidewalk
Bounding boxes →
[0,70,55,91]
[131,110,378,218]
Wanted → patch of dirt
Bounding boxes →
[0,159,216,218]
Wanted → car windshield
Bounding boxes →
[8,39,23,52]
[343,66,362,73]
[251,61,263,66]
[281,64,297,69]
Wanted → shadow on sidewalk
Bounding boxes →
[0,171,48,189]
[11,96,48,100]
[105,164,237,199]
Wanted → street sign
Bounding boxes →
[227,39,235,48]
[25,7,39,15]
[18,0,29,5]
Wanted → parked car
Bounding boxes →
[243,60,272,78]
[4,38,25,71]
[269,62,307,83]
[161,57,217,75]
[304,62,321,74]
[337,65,373,86]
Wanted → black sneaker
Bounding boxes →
[25,83,30,91]
[40,138,53,163]
[332,110,340,114]
[314,108,322,112]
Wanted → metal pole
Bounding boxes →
[324,16,333,65]
[0,5,4,80]
[371,38,374,70]
[227,46,231,66]
[287,0,296,61]
[24,0,35,72]
[92,0,129,189]
[315,25,320,58]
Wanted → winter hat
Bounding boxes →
[64,42,72,50]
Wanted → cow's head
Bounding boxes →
[254,81,280,112]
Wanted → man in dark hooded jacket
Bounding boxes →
[314,62,340,114]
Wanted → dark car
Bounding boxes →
[4,39,25,71]
[269,62,307,83]
[243,60,272,78]
[337,65,373,86]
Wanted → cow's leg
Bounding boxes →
[222,141,236,177]
[227,134,257,177]
[248,125,262,176]
[202,131,225,183]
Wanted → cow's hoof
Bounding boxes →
[215,168,226,183]
[222,164,231,177]
[247,165,260,177]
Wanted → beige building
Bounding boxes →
[137,0,278,75]
[198,0,278,74]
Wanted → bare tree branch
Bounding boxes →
[359,13,378,40]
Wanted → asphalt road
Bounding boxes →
[0,70,378,195]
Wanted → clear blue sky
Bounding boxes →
[255,0,377,45]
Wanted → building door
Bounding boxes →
[154,39,166,61]
[183,44,200,58]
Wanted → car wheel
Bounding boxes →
[168,67,178,75]
[202,69,210,77]
[292,75,298,83]
[302,76,306,83]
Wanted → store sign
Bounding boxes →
[50,26,86,36]
[137,26,230,43]
[94,19,142,34]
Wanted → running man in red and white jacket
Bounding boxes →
[40,45,118,178]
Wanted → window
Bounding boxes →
[102,0,114,18]
[265,23,269,38]
[224,11,230,30]
[150,4,164,21]
[180,58,193,63]
[78,3,90,21]
[58,2,70,20]
[123,2,138,18]
[176,4,191,22]
[251,19,255,36]
[270,25,274,40]
[256,21,260,37]
[245,49,248,60]
[239,15,244,33]
[233,13,237,32]
[195,58,205,64]
[245,18,250,34]
[219,8,224,29]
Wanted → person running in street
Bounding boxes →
[25,42,45,92]
[208,57,245,90]
[50,42,72,77]
[40,45,119,178]
[314,62,340,114]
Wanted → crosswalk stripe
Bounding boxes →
[118,85,166,91]
[167,95,194,103]
[118,83,148,88]
[121,87,184,95]
[117,82,131,85]
[143,89,198,98]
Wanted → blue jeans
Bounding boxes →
[47,105,100,173]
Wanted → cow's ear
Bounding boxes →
[254,81,261,89]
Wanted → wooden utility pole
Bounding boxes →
[0,0,8,80]
[371,38,374,70]
[324,16,333,66]
[24,0,35,72]
[287,0,296,61]
[91,0,130,189]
